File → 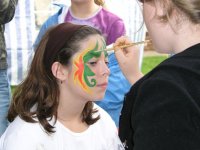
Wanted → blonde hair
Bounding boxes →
[172,0,200,24]
[94,0,105,7]
[147,0,200,24]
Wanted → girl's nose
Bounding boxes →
[101,62,110,76]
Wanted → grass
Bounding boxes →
[11,55,167,94]
[142,55,168,74]
[11,86,16,94]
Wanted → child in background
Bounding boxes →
[0,23,124,150]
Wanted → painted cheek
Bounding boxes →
[73,39,106,93]
[73,47,97,94]
[73,54,92,94]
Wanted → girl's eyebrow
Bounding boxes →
[88,50,100,57]
[87,50,108,60]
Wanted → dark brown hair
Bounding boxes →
[8,22,102,134]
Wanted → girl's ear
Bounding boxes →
[51,62,68,81]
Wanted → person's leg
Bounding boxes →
[0,69,11,136]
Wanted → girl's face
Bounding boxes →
[142,1,174,53]
[67,34,110,101]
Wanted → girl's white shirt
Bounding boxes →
[0,104,124,150]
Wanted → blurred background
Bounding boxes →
[4,0,166,89]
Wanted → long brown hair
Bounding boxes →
[8,23,102,134]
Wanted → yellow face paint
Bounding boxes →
[73,38,107,93]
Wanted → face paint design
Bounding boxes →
[73,38,107,93]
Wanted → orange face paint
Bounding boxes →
[73,39,107,93]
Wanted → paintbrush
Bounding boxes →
[101,40,151,52]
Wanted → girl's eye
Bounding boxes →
[105,61,109,66]
[87,61,97,66]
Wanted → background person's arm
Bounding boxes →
[0,0,9,12]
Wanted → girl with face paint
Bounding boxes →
[0,23,124,150]
[34,0,128,128]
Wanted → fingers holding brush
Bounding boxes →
[114,36,143,85]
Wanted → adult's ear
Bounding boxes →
[51,62,68,81]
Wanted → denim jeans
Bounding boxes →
[0,69,11,136]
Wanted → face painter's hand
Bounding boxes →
[114,36,143,85]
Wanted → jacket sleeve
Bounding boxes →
[132,78,200,150]
[0,0,18,24]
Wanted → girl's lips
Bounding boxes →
[97,83,108,88]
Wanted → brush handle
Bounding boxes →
[104,40,150,51]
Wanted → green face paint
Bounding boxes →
[83,39,107,87]
[73,38,107,93]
